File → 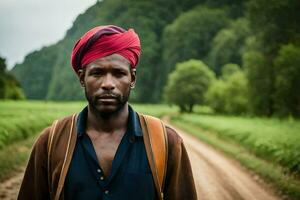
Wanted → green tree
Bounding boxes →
[223,71,249,114]
[0,56,25,100]
[207,18,250,75]
[205,79,227,113]
[0,57,6,98]
[164,59,215,112]
[248,0,300,55]
[162,6,229,75]
[274,44,300,117]
[243,49,273,116]
[221,63,240,80]
[206,66,248,115]
[244,0,300,116]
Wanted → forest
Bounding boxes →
[9,0,300,117]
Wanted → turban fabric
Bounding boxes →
[71,25,141,75]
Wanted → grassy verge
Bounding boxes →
[0,101,176,182]
[172,117,300,199]
[0,134,37,182]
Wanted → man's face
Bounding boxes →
[79,54,136,117]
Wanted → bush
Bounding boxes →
[206,69,249,115]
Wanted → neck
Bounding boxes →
[87,103,129,133]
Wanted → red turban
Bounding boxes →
[71,25,141,75]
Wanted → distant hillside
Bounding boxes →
[12,0,246,102]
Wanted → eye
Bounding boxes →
[114,70,127,77]
[89,69,104,76]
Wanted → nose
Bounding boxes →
[101,74,115,91]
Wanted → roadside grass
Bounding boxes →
[0,101,176,182]
[0,134,38,182]
[0,101,85,149]
[172,115,300,199]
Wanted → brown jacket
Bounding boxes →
[18,114,197,200]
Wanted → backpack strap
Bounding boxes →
[47,114,77,200]
[138,114,168,200]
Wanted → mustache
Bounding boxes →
[95,92,120,99]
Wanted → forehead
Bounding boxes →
[85,54,131,71]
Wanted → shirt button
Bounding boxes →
[97,169,101,173]
[104,190,109,194]
[100,176,104,180]
[129,136,135,143]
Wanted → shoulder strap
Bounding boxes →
[47,114,77,200]
[138,114,168,200]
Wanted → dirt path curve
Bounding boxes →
[171,124,281,200]
[0,125,281,200]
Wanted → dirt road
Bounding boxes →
[174,125,281,200]
[0,125,281,200]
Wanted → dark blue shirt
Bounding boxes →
[64,106,155,200]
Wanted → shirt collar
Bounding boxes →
[76,105,143,138]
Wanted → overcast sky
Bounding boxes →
[0,0,97,69]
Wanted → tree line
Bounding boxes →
[165,0,300,118]
[10,0,300,117]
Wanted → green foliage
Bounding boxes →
[221,63,240,80]
[205,80,227,113]
[223,71,249,114]
[207,18,250,75]
[0,57,25,100]
[243,50,273,116]
[12,44,59,99]
[205,0,248,18]
[274,44,300,117]
[163,6,229,73]
[247,0,300,54]
[244,0,300,117]
[206,67,249,115]
[164,59,215,112]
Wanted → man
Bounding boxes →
[18,25,197,200]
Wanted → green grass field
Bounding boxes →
[1,101,300,199]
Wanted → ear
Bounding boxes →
[78,69,85,87]
[130,68,137,89]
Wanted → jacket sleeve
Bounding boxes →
[17,127,51,200]
[163,126,197,200]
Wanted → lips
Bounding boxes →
[96,94,119,104]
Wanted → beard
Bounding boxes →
[85,88,130,118]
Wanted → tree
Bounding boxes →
[243,49,273,116]
[274,44,300,117]
[223,71,249,115]
[207,18,250,75]
[162,6,229,75]
[164,59,215,112]
[248,0,300,55]
[0,56,25,100]
[221,63,240,80]
[205,79,227,113]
